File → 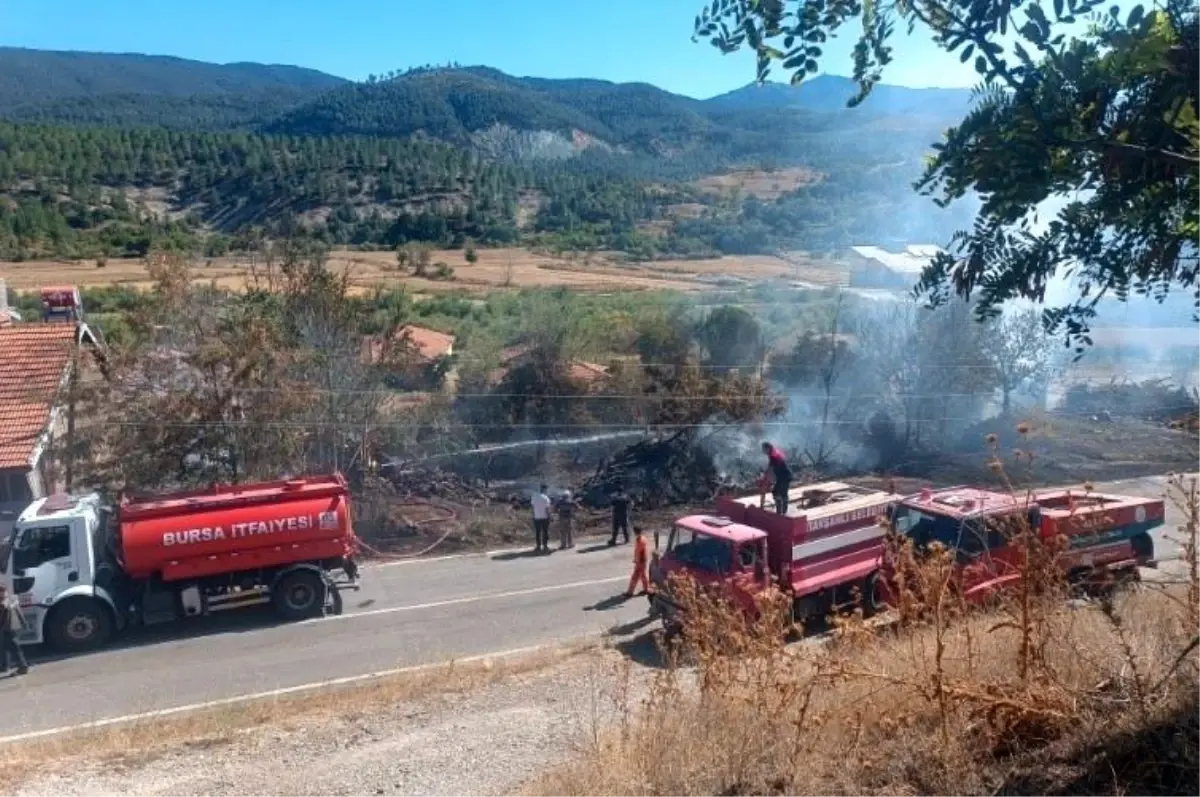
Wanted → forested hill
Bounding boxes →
[0,49,968,155]
[704,75,973,117]
[0,47,347,129]
[262,67,972,155]
[0,49,978,267]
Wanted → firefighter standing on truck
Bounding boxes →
[761,441,793,515]
[625,526,652,598]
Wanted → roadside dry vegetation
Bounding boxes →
[531,473,1200,796]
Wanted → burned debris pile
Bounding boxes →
[378,463,494,503]
[578,433,721,509]
[1062,379,1200,425]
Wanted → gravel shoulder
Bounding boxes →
[8,646,649,797]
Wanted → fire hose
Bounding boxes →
[354,498,461,561]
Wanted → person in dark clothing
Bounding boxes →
[761,441,793,515]
[609,486,632,545]
[0,584,29,676]
[556,490,578,550]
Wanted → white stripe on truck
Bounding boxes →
[793,524,886,561]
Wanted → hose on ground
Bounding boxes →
[356,498,460,560]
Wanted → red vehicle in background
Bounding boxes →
[883,486,1163,604]
[649,481,897,632]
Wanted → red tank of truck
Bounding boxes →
[118,474,356,582]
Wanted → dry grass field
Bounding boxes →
[0,246,850,295]
[691,167,823,200]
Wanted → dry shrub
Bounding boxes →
[532,474,1200,796]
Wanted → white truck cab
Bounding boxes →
[0,492,114,648]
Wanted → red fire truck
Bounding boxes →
[649,481,897,632]
[649,480,1165,634]
[882,485,1163,603]
[0,474,359,652]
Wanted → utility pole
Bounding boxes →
[64,348,79,493]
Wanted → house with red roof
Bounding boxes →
[361,324,456,366]
[0,285,101,533]
[488,344,612,387]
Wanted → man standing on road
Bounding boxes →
[609,485,632,546]
[556,490,577,550]
[0,584,29,677]
[761,441,793,515]
[531,484,552,553]
[625,526,652,598]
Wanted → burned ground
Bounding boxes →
[352,409,1198,560]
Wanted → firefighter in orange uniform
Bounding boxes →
[626,526,652,598]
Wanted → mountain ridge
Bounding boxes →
[0,47,973,148]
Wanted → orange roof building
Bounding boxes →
[362,324,456,366]
[0,320,99,520]
[488,347,611,387]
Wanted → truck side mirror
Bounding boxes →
[754,557,765,581]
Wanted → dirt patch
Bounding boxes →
[643,251,847,287]
[692,167,823,200]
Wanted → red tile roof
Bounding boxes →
[362,325,456,365]
[567,360,610,384]
[398,325,455,361]
[488,357,611,386]
[0,324,81,469]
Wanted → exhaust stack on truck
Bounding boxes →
[1,473,359,652]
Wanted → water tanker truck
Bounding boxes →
[0,474,359,652]
[882,485,1163,603]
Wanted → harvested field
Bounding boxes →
[640,251,848,287]
[0,247,850,295]
[692,167,823,200]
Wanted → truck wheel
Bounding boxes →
[46,597,113,653]
[272,570,327,621]
[861,571,885,619]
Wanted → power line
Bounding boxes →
[97,377,1189,400]
[65,405,1200,430]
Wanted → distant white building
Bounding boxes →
[847,244,943,290]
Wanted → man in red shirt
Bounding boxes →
[761,441,793,515]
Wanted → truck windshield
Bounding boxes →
[667,527,733,574]
[11,525,71,572]
[890,505,990,561]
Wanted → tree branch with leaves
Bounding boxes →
[693,0,1198,353]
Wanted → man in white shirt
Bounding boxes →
[530,484,552,553]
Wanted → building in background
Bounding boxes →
[0,284,101,536]
[847,244,943,290]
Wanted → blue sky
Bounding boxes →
[0,0,976,97]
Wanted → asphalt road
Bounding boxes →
[1,473,1194,738]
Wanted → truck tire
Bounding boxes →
[272,570,327,621]
[46,597,113,653]
[1130,532,1154,561]
[861,571,885,619]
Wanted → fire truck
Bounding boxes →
[648,480,1164,634]
[882,486,1163,603]
[649,481,898,632]
[0,474,359,652]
